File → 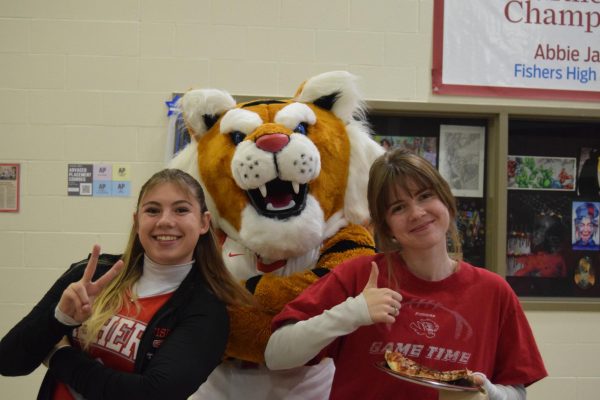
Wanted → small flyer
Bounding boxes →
[67,164,93,196]
[111,164,131,197]
[67,163,131,197]
[0,163,20,212]
[93,164,112,196]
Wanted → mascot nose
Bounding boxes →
[255,133,290,153]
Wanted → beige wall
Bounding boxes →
[0,1,598,398]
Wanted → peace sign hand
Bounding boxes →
[361,261,403,324]
[57,245,124,323]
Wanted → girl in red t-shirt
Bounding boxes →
[266,148,547,400]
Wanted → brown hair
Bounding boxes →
[79,168,254,348]
[367,148,461,255]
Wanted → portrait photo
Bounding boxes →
[574,256,596,289]
[572,201,600,251]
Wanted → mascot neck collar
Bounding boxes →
[256,257,287,273]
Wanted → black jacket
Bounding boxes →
[0,254,229,400]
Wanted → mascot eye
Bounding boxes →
[229,131,246,145]
[293,123,308,135]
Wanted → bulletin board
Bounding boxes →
[506,119,600,298]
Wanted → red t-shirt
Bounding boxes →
[272,253,547,400]
[53,293,173,400]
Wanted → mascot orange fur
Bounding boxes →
[170,71,384,399]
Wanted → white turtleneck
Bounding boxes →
[134,255,193,298]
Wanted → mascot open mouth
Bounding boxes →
[247,178,308,219]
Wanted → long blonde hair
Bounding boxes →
[79,169,254,349]
[367,149,461,284]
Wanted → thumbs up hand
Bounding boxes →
[361,262,402,324]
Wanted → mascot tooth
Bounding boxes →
[171,71,384,399]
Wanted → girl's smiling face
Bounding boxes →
[385,179,450,252]
[136,182,210,266]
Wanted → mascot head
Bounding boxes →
[170,71,383,261]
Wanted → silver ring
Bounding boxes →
[391,305,398,316]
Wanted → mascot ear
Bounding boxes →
[295,71,384,226]
[294,71,364,124]
[181,89,236,138]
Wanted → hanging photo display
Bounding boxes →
[572,201,600,251]
[574,256,596,290]
[506,191,570,278]
[507,155,576,191]
[455,198,486,267]
[576,147,600,198]
[0,163,20,212]
[439,125,485,198]
[506,120,600,298]
[506,183,600,296]
[372,135,438,166]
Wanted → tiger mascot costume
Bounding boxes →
[170,71,384,399]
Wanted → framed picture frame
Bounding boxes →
[576,147,600,198]
[438,125,485,197]
[0,163,20,212]
[507,155,576,191]
[572,201,600,251]
[373,135,438,166]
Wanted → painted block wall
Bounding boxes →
[0,1,597,398]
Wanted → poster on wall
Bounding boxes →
[111,164,131,197]
[67,163,131,197]
[432,0,600,101]
[68,164,93,196]
[0,163,19,212]
[507,155,576,191]
[93,164,112,196]
[438,125,485,198]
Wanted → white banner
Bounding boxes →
[433,0,600,101]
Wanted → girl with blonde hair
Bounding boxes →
[1,168,253,400]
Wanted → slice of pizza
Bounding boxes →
[384,350,475,383]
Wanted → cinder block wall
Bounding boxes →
[0,1,598,398]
